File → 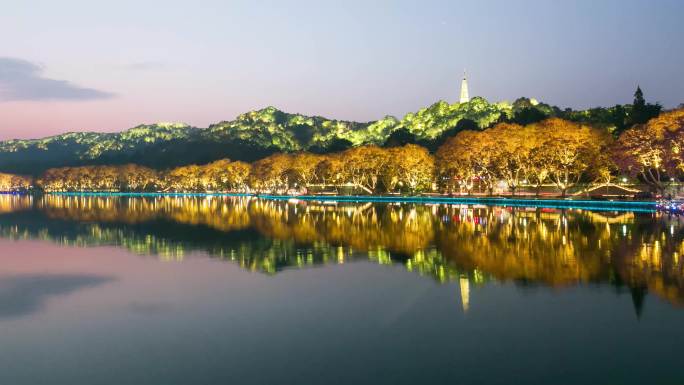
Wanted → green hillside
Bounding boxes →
[0,96,654,174]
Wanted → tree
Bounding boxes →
[611,104,628,135]
[340,146,388,194]
[436,130,496,194]
[290,152,325,188]
[511,97,552,125]
[628,86,662,127]
[392,145,435,193]
[533,119,610,196]
[383,128,417,147]
[614,108,684,194]
[525,145,552,196]
[382,145,434,193]
[487,123,529,195]
[117,164,158,191]
[199,159,233,190]
[324,138,353,153]
[164,164,202,191]
[315,155,345,187]
[249,153,293,192]
[512,107,548,125]
[0,173,31,191]
[454,118,479,132]
[634,86,645,107]
[225,161,251,190]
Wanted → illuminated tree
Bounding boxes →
[117,164,158,191]
[487,123,529,195]
[436,130,496,194]
[198,159,233,190]
[164,164,203,191]
[525,144,552,196]
[249,153,293,192]
[225,161,251,191]
[0,173,31,191]
[532,118,609,196]
[290,152,325,188]
[386,144,435,193]
[341,146,388,193]
[315,155,345,187]
[614,109,684,193]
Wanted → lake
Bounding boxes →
[0,194,682,385]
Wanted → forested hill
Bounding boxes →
[0,95,660,175]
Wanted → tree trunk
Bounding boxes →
[356,184,373,194]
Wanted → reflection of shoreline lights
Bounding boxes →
[0,194,683,307]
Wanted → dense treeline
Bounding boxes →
[36,160,251,193]
[0,88,663,175]
[1,108,680,197]
[0,172,31,192]
[35,145,435,194]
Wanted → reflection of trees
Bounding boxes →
[247,200,436,255]
[436,206,684,306]
[39,195,252,232]
[0,194,33,214]
[1,195,683,307]
[437,207,612,286]
[610,217,684,307]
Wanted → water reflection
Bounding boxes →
[0,273,113,319]
[0,194,683,311]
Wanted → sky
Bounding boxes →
[0,0,683,140]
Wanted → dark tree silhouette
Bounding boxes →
[611,104,628,135]
[322,138,353,153]
[383,128,417,147]
[628,86,662,127]
[495,111,509,125]
[634,86,645,107]
[454,118,479,132]
[512,107,548,125]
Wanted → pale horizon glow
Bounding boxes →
[1,0,683,140]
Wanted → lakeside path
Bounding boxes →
[41,192,658,212]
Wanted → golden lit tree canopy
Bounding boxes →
[614,109,684,192]
[0,110,681,196]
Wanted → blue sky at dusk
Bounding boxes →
[0,0,682,139]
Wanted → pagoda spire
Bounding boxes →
[459,70,470,104]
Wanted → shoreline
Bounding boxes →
[15,191,658,212]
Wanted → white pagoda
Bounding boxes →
[459,71,470,104]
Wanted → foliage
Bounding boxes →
[38,164,159,192]
[613,109,684,192]
[530,119,611,196]
[0,173,31,191]
[0,99,510,174]
[4,111,677,196]
[435,118,612,196]
[0,88,665,175]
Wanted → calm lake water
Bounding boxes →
[0,194,683,385]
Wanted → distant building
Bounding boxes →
[459,71,470,104]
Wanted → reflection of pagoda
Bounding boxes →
[459,276,470,312]
[459,71,470,104]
